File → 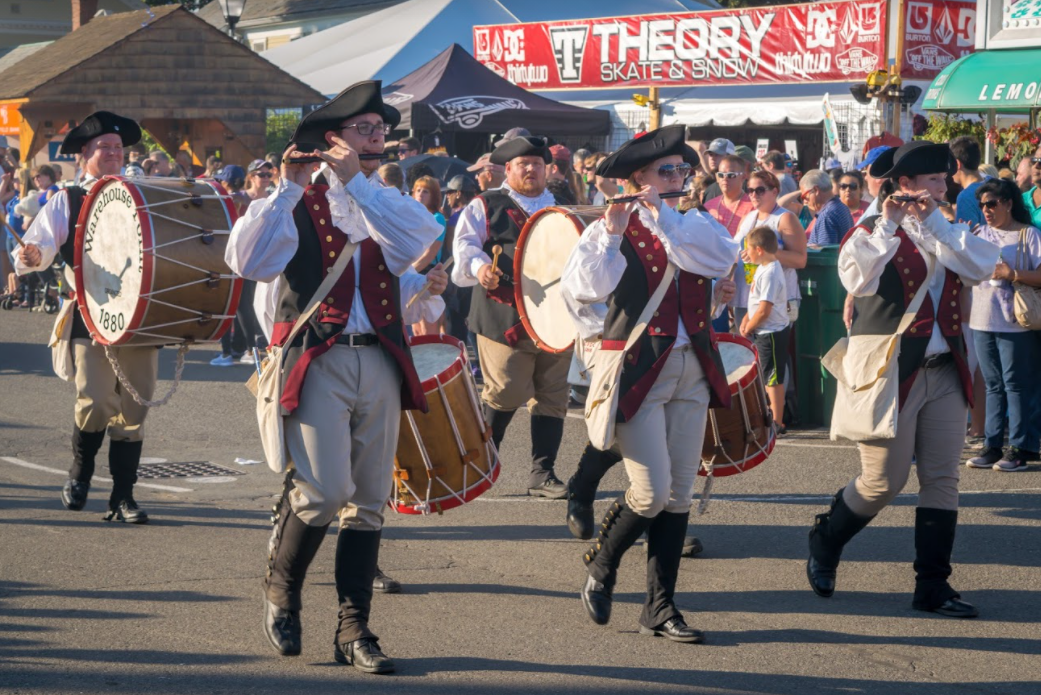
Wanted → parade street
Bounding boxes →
[0,310,1038,695]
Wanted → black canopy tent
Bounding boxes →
[382,44,611,160]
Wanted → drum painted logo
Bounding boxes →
[81,182,143,341]
[430,96,528,129]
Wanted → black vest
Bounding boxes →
[603,214,731,422]
[60,187,90,340]
[272,185,426,414]
[467,189,557,345]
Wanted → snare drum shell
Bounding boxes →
[393,335,500,514]
[700,333,776,476]
[74,176,241,346]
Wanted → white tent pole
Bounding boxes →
[985,109,995,164]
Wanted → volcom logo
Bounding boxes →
[431,96,528,129]
[548,26,588,84]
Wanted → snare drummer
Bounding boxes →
[452,135,572,499]
[13,111,157,524]
[562,125,739,642]
[225,81,443,673]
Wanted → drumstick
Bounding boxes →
[1,215,25,248]
[607,191,688,205]
[490,244,503,272]
[405,257,454,309]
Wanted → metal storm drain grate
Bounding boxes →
[137,461,245,479]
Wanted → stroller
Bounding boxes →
[1,259,62,314]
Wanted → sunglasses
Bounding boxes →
[716,172,742,180]
[980,199,1006,210]
[747,186,771,196]
[253,172,273,179]
[658,163,692,179]
[839,183,859,191]
[800,188,817,201]
[1032,157,1041,167]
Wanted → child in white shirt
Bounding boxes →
[740,226,791,435]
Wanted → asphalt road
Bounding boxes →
[1,308,1039,695]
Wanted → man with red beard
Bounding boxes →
[452,136,571,498]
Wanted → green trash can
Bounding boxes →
[794,246,848,428]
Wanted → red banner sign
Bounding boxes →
[900,0,976,80]
[473,1,887,91]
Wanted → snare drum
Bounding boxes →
[514,206,604,353]
[700,334,775,476]
[74,176,241,346]
[392,335,500,514]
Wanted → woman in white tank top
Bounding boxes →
[730,170,808,323]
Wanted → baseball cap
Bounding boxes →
[446,175,476,193]
[824,156,842,170]
[706,138,735,156]
[733,145,756,165]
[215,164,245,183]
[859,146,892,171]
[247,159,272,173]
[549,143,572,162]
[494,127,530,148]
[466,153,504,173]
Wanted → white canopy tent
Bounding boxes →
[263,0,720,96]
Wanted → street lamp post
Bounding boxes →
[216,0,247,40]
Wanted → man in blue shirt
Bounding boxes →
[950,136,988,227]
[801,168,854,246]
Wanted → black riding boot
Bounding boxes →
[528,414,566,497]
[263,471,330,656]
[104,439,147,523]
[806,488,874,597]
[639,511,704,643]
[333,528,394,673]
[580,497,654,625]
[483,404,515,451]
[912,508,978,618]
[566,442,622,539]
[62,427,105,510]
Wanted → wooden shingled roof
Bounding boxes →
[0,6,183,100]
[0,5,324,157]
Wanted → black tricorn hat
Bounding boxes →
[869,140,955,180]
[289,80,400,150]
[595,125,698,179]
[489,136,551,165]
[60,111,141,155]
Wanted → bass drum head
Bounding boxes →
[75,178,149,345]
[514,207,591,353]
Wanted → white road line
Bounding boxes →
[475,488,1041,504]
[0,456,192,493]
[775,442,856,449]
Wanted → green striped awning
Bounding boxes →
[923,49,1041,112]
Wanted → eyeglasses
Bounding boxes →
[657,163,692,179]
[747,186,770,196]
[839,183,860,191]
[979,199,1005,210]
[716,172,742,180]
[341,122,392,136]
[800,187,817,201]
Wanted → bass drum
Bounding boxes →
[74,175,241,346]
[392,335,500,514]
[514,206,604,353]
[700,333,776,476]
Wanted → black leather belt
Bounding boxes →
[336,333,379,347]
[921,352,954,370]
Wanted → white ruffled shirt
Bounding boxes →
[562,203,739,348]
[839,208,999,355]
[226,166,444,334]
